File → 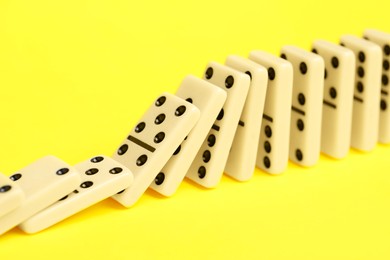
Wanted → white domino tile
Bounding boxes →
[363,29,390,144]
[281,46,324,167]
[0,156,80,235]
[224,55,268,181]
[149,75,226,196]
[341,35,382,151]
[249,50,293,174]
[19,156,133,233]
[112,93,200,207]
[312,40,355,159]
[186,62,250,188]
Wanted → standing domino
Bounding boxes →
[112,93,200,207]
[0,173,24,218]
[281,46,324,166]
[186,62,250,188]
[363,29,390,143]
[224,55,268,181]
[149,76,226,196]
[312,40,355,159]
[249,51,293,174]
[20,156,133,233]
[0,156,80,235]
[340,35,382,151]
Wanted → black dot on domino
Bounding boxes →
[10,173,22,181]
[340,42,345,47]
[295,149,303,161]
[117,144,128,155]
[311,48,318,54]
[280,53,287,59]
[357,82,364,93]
[109,167,123,174]
[268,67,276,80]
[358,51,365,63]
[384,45,390,56]
[331,57,339,68]
[263,157,271,169]
[198,166,206,179]
[155,114,166,125]
[154,132,165,143]
[357,66,365,78]
[0,185,11,193]
[136,155,148,166]
[383,60,389,71]
[265,125,272,138]
[381,100,387,111]
[202,150,211,163]
[329,87,337,99]
[245,71,252,80]
[300,62,307,75]
[205,67,213,79]
[264,141,271,153]
[382,75,389,86]
[217,109,224,120]
[155,96,166,107]
[91,156,104,163]
[185,98,193,103]
[297,119,304,131]
[56,168,70,175]
[59,195,68,201]
[298,93,305,105]
[135,122,146,133]
[85,168,99,175]
[173,145,181,155]
[207,134,216,147]
[175,105,186,116]
[225,75,234,89]
[155,172,165,185]
[81,181,93,189]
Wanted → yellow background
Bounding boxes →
[1,0,389,259]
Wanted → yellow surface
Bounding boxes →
[1,0,389,259]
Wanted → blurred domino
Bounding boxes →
[340,35,382,151]
[149,76,226,196]
[0,156,80,235]
[0,173,24,218]
[249,50,293,174]
[281,46,324,166]
[312,40,355,159]
[224,55,268,181]
[19,155,133,233]
[363,29,390,143]
[112,93,200,207]
[186,62,250,188]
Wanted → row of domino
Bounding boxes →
[0,29,389,235]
